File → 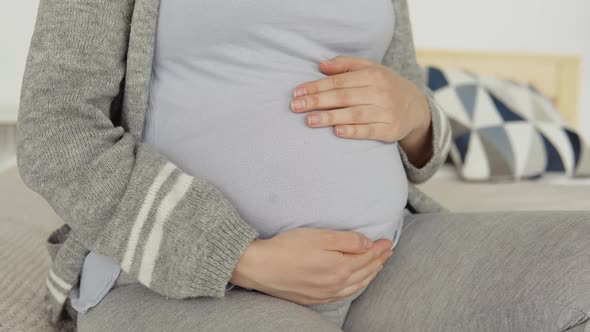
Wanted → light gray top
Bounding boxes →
[17,0,451,324]
[143,0,407,242]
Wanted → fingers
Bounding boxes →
[296,236,394,305]
[334,123,394,142]
[343,241,392,273]
[305,105,390,128]
[321,230,374,254]
[343,249,391,286]
[316,270,379,304]
[293,70,372,97]
[318,56,376,75]
[318,249,393,303]
[291,86,378,113]
[332,249,393,301]
[333,270,378,301]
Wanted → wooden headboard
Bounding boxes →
[416,49,581,127]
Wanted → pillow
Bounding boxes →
[426,66,590,181]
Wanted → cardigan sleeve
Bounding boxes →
[382,0,452,184]
[17,0,259,299]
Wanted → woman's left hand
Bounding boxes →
[291,55,431,144]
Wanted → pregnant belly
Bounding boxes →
[146,73,408,241]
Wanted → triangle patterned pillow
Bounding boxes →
[426,66,590,181]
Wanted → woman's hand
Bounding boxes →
[230,228,394,305]
[291,55,434,167]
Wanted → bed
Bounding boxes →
[418,164,590,211]
[415,49,590,212]
[0,49,587,331]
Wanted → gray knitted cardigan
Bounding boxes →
[17,0,452,327]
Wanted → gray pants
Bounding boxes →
[78,211,590,332]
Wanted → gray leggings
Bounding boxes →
[77,211,590,332]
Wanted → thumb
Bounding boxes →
[319,55,375,75]
[321,230,374,254]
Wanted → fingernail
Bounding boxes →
[291,99,306,111]
[294,87,307,97]
[364,239,373,249]
[307,114,320,126]
[335,126,345,136]
[321,59,335,65]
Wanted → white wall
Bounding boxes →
[0,1,39,117]
[409,0,590,137]
[0,1,38,170]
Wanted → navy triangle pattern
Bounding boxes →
[540,133,565,172]
[456,85,477,121]
[489,92,525,122]
[427,67,449,91]
[478,126,514,163]
[454,131,471,163]
[564,129,581,168]
[427,65,590,180]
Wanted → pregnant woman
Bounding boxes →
[17,0,590,331]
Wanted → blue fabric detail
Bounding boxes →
[479,126,514,163]
[456,84,478,120]
[489,93,525,122]
[70,251,121,314]
[429,65,590,180]
[389,216,404,250]
[454,131,471,163]
[565,129,582,168]
[540,134,565,172]
[427,67,449,91]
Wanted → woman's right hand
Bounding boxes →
[229,227,394,305]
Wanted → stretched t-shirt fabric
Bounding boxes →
[144,0,406,242]
[71,0,406,313]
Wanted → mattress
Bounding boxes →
[418,165,590,212]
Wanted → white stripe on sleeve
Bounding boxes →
[121,162,176,271]
[137,173,194,286]
[46,277,67,305]
[48,268,72,291]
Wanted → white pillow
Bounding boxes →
[426,66,590,181]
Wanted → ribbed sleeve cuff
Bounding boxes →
[183,211,260,297]
[399,89,452,184]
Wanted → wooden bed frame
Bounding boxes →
[416,49,581,128]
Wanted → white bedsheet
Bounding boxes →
[419,165,590,212]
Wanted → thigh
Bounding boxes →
[77,283,343,332]
[344,211,590,332]
[305,285,368,329]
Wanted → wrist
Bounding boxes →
[401,88,430,141]
[229,238,266,290]
[399,91,433,167]
[411,90,431,134]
